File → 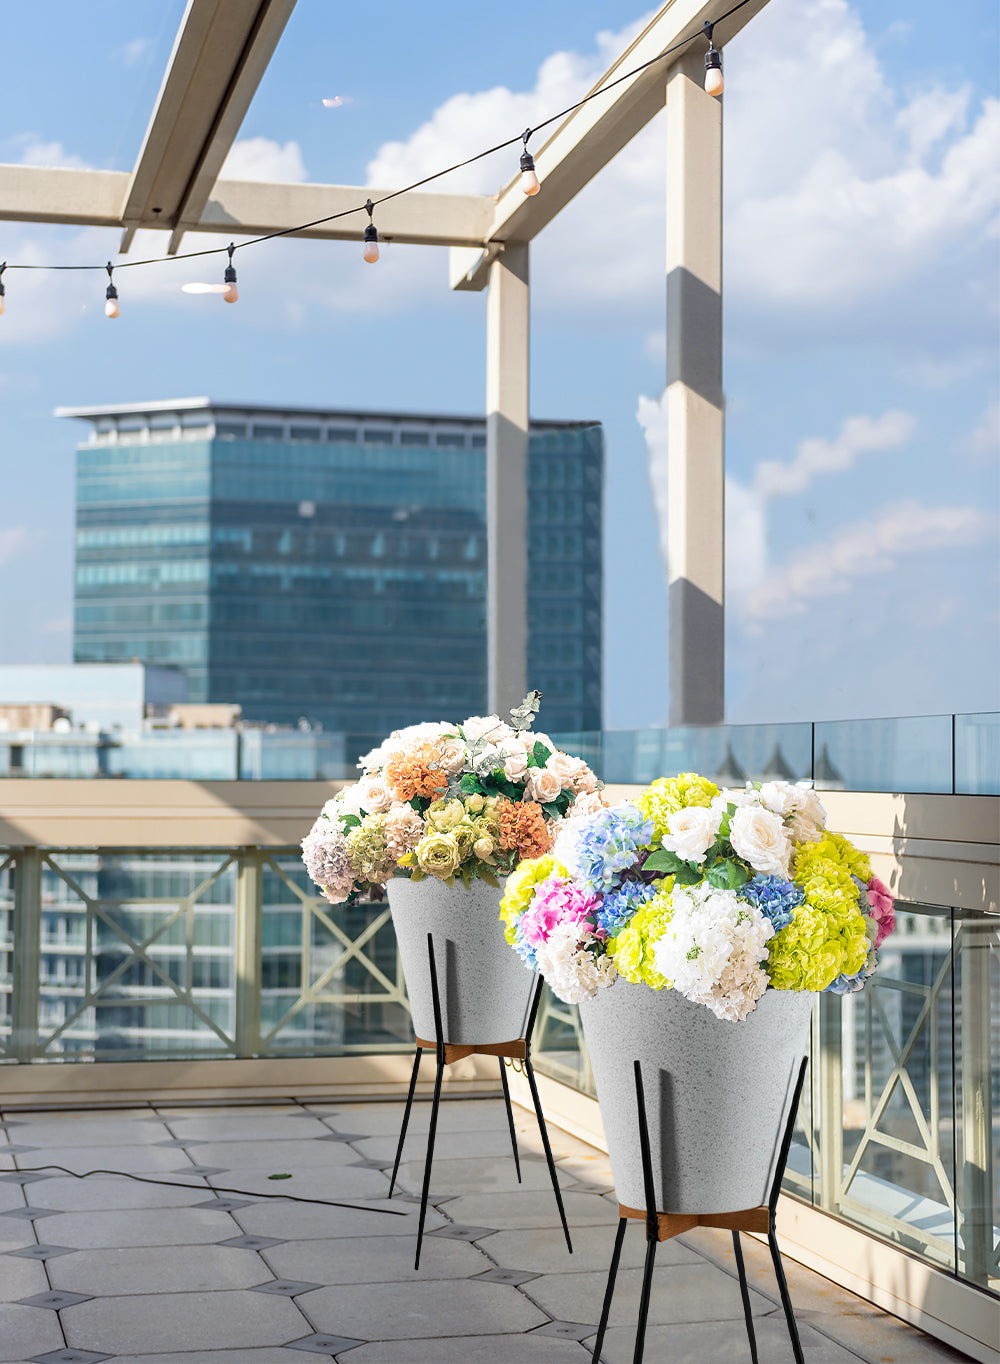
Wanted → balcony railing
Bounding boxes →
[0,772,996,1351]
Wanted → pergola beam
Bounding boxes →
[451,0,768,290]
[118,0,299,254]
[0,165,493,249]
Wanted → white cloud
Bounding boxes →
[17,139,91,170]
[114,37,154,69]
[0,526,31,568]
[218,138,309,183]
[752,409,915,497]
[742,499,994,622]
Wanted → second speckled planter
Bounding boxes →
[578,982,814,1214]
[387,876,537,1043]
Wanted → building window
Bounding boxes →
[363,429,394,445]
[400,431,430,446]
[435,432,466,448]
[251,423,284,440]
[290,425,321,441]
[215,422,247,439]
[326,428,357,442]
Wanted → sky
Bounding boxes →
[0,0,997,729]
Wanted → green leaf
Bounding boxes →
[478,868,500,888]
[408,795,426,812]
[643,849,686,874]
[540,800,564,820]
[459,773,481,795]
[673,863,703,886]
[339,813,362,832]
[531,740,552,766]
[705,859,749,890]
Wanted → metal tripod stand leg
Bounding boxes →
[732,1229,759,1364]
[590,1216,627,1362]
[498,1056,521,1183]
[414,932,445,1272]
[524,977,572,1253]
[764,1056,809,1364]
[388,1045,423,1196]
[630,1057,659,1364]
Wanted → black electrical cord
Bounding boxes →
[7,1163,410,1216]
[0,0,754,274]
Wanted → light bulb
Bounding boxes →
[520,149,540,196]
[223,283,239,303]
[363,224,380,263]
[0,293,5,317]
[704,44,724,96]
[105,287,120,319]
[223,263,239,303]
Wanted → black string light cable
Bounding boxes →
[5,1162,410,1217]
[0,0,748,305]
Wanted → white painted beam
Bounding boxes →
[118,0,298,254]
[0,165,492,248]
[451,0,768,289]
[486,244,530,715]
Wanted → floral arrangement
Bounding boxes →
[301,693,604,903]
[500,773,896,1021]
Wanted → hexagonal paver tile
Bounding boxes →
[304,1279,547,1340]
[62,1289,307,1354]
[285,1335,365,1355]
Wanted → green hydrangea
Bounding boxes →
[499,854,560,944]
[609,881,675,989]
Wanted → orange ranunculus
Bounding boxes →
[498,798,552,860]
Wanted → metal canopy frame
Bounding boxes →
[1,0,774,725]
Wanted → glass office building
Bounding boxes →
[62,400,603,738]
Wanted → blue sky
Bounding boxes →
[0,0,997,728]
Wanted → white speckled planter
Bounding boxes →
[578,983,814,1214]
[387,876,536,1044]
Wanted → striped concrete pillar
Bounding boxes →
[485,242,530,716]
[665,54,724,726]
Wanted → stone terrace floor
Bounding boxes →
[0,1094,977,1364]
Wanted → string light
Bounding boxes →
[223,242,239,302]
[703,22,724,96]
[362,200,380,263]
[0,0,753,301]
[104,263,120,319]
[519,129,540,197]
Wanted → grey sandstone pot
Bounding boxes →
[578,982,814,1214]
[387,876,536,1044]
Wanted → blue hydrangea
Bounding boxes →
[824,969,869,996]
[511,917,538,969]
[556,804,654,896]
[738,874,805,931]
[594,880,659,939]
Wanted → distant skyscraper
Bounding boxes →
[60,400,603,737]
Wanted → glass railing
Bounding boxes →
[530,901,1000,1299]
[0,842,996,1301]
[552,711,999,795]
[1,712,996,790]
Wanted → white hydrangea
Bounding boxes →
[534,923,617,1004]
[650,884,774,1022]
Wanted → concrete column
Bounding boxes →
[12,846,42,1060]
[665,56,724,725]
[235,847,262,1058]
[485,242,530,716]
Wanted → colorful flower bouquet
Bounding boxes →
[500,773,896,1021]
[301,693,604,904]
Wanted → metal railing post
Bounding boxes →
[817,991,845,1212]
[958,917,995,1285]
[11,847,42,1061]
[235,847,262,1058]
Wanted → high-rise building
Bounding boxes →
[59,399,603,739]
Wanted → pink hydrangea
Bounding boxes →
[519,875,601,949]
[866,875,896,947]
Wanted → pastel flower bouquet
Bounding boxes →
[501,773,896,1021]
[301,693,603,904]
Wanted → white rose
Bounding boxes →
[356,774,393,814]
[661,805,723,863]
[527,768,563,804]
[436,735,468,775]
[461,715,503,743]
[729,805,792,877]
[545,751,582,789]
[712,784,761,814]
[333,783,365,817]
[758,781,798,817]
[567,790,609,819]
[503,749,529,783]
[788,783,827,842]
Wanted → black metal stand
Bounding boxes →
[591,1055,809,1364]
[388,932,573,1269]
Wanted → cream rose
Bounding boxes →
[545,751,581,790]
[729,804,792,877]
[661,805,723,863]
[526,767,563,804]
[356,774,393,814]
[461,715,503,744]
[436,735,468,775]
[788,784,827,843]
[758,781,798,817]
[567,790,609,819]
